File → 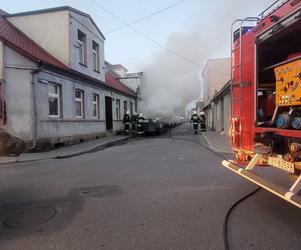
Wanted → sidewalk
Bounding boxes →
[0,135,131,165]
[201,130,233,154]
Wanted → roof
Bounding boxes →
[203,81,230,110]
[0,8,134,97]
[5,6,105,40]
[105,72,136,97]
[0,11,68,70]
[110,64,128,71]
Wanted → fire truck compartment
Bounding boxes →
[256,18,301,126]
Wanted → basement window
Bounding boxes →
[78,30,87,65]
[48,83,61,117]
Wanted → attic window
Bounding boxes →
[77,30,87,65]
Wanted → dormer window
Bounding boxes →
[77,30,87,65]
[92,41,100,72]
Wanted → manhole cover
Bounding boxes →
[3,206,57,229]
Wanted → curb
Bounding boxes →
[56,136,130,159]
[200,132,233,154]
[0,136,131,165]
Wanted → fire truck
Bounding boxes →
[222,0,301,208]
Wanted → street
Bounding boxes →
[0,123,300,250]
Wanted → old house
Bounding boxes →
[0,7,136,149]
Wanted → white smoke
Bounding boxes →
[140,32,208,118]
[139,0,273,118]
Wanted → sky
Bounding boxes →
[0,0,275,72]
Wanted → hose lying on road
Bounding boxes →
[223,187,261,250]
[157,132,262,250]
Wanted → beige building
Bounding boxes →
[202,58,231,136]
[202,58,231,106]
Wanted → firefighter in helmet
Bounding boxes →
[123,111,131,135]
[190,110,200,134]
[137,113,145,135]
[200,111,206,131]
[131,112,138,134]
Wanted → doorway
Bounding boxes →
[105,96,113,130]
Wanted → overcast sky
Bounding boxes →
[0,0,274,72]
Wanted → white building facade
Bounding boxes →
[0,7,136,150]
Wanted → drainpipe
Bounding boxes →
[31,69,42,149]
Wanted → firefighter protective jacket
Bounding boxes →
[123,114,131,123]
[191,114,200,124]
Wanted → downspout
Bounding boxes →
[31,68,42,149]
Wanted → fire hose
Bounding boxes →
[158,133,262,250]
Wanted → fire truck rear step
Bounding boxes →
[222,159,301,209]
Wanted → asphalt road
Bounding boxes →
[0,123,300,249]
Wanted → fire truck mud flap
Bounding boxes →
[222,160,301,209]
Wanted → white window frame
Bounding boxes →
[116,99,121,119]
[78,30,87,65]
[48,83,60,118]
[92,41,100,72]
[75,89,84,118]
[92,93,99,119]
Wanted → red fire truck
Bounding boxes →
[223,0,301,208]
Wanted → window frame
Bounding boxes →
[48,83,61,118]
[92,93,100,119]
[77,30,87,65]
[130,102,133,115]
[92,41,100,72]
[75,89,84,118]
[123,100,128,116]
[116,99,121,119]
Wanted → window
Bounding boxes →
[116,99,121,119]
[78,30,87,65]
[48,83,60,117]
[75,89,84,118]
[92,41,100,72]
[123,101,127,116]
[92,93,99,118]
[130,102,133,115]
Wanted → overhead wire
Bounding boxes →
[90,0,202,67]
[104,0,186,34]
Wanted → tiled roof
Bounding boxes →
[0,11,68,70]
[105,72,136,97]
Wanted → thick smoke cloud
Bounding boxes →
[139,0,273,118]
[140,32,208,118]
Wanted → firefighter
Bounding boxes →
[200,111,206,131]
[137,113,145,135]
[123,111,131,135]
[190,111,200,134]
[131,112,138,134]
